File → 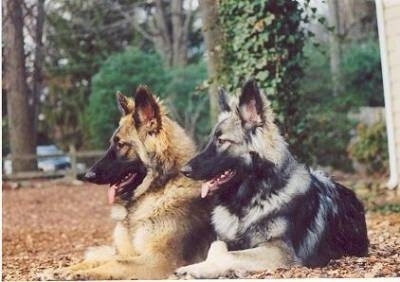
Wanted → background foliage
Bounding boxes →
[3,0,387,175]
[87,48,167,148]
[341,40,384,107]
[43,0,137,149]
[87,48,209,148]
[217,0,385,169]
[297,41,385,169]
[348,121,389,174]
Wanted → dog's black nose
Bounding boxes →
[180,165,193,177]
[82,170,97,182]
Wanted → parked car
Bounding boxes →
[3,145,80,175]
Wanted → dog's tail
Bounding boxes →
[333,182,369,257]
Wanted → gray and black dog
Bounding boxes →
[174,79,368,278]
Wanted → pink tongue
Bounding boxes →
[201,181,216,198]
[108,185,118,204]
[201,183,209,198]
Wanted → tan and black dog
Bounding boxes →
[42,85,214,280]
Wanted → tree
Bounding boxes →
[43,0,138,149]
[328,0,341,97]
[31,0,45,147]
[112,0,199,67]
[3,0,37,172]
[164,63,209,142]
[219,0,315,163]
[87,48,168,148]
[199,0,224,123]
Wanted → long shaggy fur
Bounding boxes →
[174,79,368,279]
[41,86,214,280]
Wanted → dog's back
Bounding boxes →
[289,170,368,267]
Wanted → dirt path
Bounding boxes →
[2,181,400,280]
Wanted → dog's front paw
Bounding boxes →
[173,261,228,279]
[63,271,93,281]
[36,268,79,281]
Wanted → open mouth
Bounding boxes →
[201,169,236,198]
[108,171,137,204]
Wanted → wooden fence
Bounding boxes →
[2,150,104,181]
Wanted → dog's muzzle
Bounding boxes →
[81,170,97,182]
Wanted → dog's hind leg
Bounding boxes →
[174,240,295,279]
[64,255,172,280]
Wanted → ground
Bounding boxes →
[2,177,400,280]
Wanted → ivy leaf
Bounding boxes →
[256,71,269,81]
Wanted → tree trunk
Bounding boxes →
[199,0,223,123]
[32,0,45,148]
[4,0,37,172]
[328,0,341,97]
[153,0,173,67]
[171,0,187,67]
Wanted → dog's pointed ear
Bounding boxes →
[238,79,264,127]
[218,88,231,112]
[116,91,134,115]
[133,85,161,133]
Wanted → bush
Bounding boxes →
[348,121,388,174]
[341,40,384,107]
[87,48,168,148]
[296,40,384,171]
[297,43,354,170]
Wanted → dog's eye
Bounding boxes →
[116,142,125,149]
[217,138,230,145]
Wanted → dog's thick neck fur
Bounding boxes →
[138,116,197,196]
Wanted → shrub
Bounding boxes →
[348,121,389,174]
[341,40,384,107]
[296,40,384,171]
[296,43,354,170]
[87,48,168,148]
[87,48,209,148]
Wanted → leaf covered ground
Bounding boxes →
[2,178,400,280]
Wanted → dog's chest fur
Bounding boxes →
[212,204,288,251]
[111,178,202,257]
[109,190,167,256]
[211,165,311,251]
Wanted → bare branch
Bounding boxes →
[154,0,171,46]
[182,0,195,48]
[111,2,155,42]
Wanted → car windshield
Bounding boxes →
[36,145,64,156]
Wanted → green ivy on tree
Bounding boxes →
[219,0,317,163]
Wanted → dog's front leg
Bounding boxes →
[172,241,232,279]
[174,239,294,279]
